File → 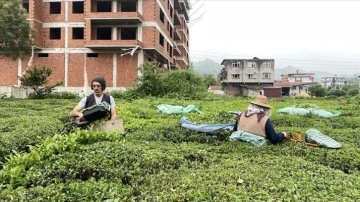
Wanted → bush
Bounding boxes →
[163,70,207,98]
[18,65,63,99]
[308,84,327,97]
[347,89,359,96]
[136,61,167,97]
[45,92,79,99]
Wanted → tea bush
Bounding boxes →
[0,96,359,201]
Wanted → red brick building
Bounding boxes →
[0,0,190,93]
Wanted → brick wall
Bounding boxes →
[0,58,18,86]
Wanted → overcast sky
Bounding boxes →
[188,0,360,75]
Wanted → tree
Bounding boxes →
[0,0,33,59]
[308,84,327,97]
[18,65,63,99]
[203,74,218,87]
[136,61,167,96]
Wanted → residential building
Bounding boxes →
[0,0,190,96]
[220,57,274,96]
[321,75,347,88]
[274,70,316,96]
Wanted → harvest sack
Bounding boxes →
[305,128,341,149]
[229,130,269,146]
[83,101,111,122]
[94,119,124,134]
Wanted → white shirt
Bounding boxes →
[78,94,115,108]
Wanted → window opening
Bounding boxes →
[120,27,137,40]
[121,1,136,12]
[87,53,98,57]
[96,1,112,12]
[50,28,61,39]
[50,2,61,14]
[96,27,112,40]
[73,2,84,13]
[72,28,84,39]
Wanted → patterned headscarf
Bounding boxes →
[242,103,271,122]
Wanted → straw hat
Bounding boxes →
[251,95,272,109]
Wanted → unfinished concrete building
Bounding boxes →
[220,58,275,96]
[0,0,190,95]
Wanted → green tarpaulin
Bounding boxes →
[157,104,202,114]
[277,106,341,118]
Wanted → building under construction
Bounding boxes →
[0,0,190,94]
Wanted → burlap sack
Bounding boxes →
[95,119,124,134]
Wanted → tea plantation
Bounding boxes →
[0,96,359,201]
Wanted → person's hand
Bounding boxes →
[75,113,84,123]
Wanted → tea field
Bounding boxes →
[0,96,359,201]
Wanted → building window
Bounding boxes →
[50,28,61,40]
[73,2,84,13]
[96,1,111,12]
[96,27,112,40]
[232,62,240,67]
[247,62,256,68]
[72,28,84,39]
[120,27,137,40]
[22,0,29,13]
[50,2,61,14]
[263,73,271,79]
[159,33,164,47]
[232,74,240,79]
[265,61,272,67]
[38,53,48,57]
[248,73,255,79]
[121,1,136,12]
[87,53,98,57]
[160,9,165,23]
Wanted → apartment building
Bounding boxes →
[274,70,316,96]
[280,70,314,83]
[321,75,347,88]
[220,58,275,96]
[0,0,190,94]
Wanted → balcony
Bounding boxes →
[88,12,144,24]
[173,44,181,56]
[174,0,190,22]
[86,39,143,49]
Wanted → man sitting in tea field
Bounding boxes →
[231,95,287,145]
[70,76,117,124]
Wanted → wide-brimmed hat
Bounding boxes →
[251,95,272,109]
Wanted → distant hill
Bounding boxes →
[192,59,222,76]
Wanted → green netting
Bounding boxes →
[305,128,341,149]
[157,104,202,114]
[276,106,341,118]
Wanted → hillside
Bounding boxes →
[192,59,222,76]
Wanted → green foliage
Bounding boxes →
[203,74,218,87]
[18,65,63,99]
[327,89,347,97]
[0,0,33,59]
[136,61,167,97]
[163,70,207,97]
[308,84,327,97]
[132,62,208,99]
[218,68,227,81]
[347,89,359,96]
[45,91,79,99]
[0,97,360,201]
